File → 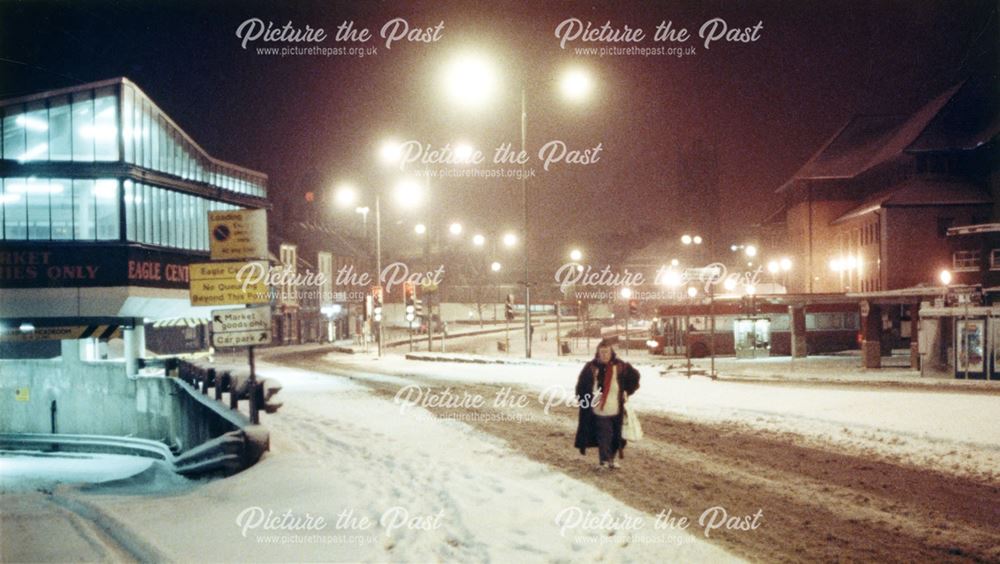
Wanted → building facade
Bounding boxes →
[0,78,268,371]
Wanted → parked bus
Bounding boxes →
[646,299,861,358]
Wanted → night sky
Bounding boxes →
[1,0,996,267]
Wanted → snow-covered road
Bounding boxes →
[2,362,738,563]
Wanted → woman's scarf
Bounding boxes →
[596,362,617,411]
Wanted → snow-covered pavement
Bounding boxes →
[23,362,738,563]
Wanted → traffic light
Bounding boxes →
[628,299,638,316]
[415,297,424,318]
[372,285,383,323]
[404,283,415,323]
[505,293,515,321]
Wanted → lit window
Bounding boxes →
[953,250,981,272]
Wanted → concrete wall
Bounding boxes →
[0,355,243,453]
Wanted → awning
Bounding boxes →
[151,317,210,328]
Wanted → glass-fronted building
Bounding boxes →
[0,77,268,365]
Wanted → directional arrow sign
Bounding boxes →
[213,329,272,348]
[212,306,271,334]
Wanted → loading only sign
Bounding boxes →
[208,209,268,261]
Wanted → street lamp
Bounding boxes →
[939,269,952,285]
[335,184,357,208]
[472,233,485,247]
[449,222,463,236]
[442,53,499,108]
[502,232,518,248]
[745,245,758,258]
[693,235,703,245]
[681,234,693,245]
[491,261,501,272]
[569,248,583,262]
[442,52,595,359]
[414,223,427,235]
[394,178,422,207]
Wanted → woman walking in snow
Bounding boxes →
[574,339,640,470]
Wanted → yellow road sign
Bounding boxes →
[15,388,30,402]
[190,260,270,306]
[209,209,268,261]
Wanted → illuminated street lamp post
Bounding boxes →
[443,54,594,358]
[620,286,633,357]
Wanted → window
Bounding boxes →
[3,178,27,239]
[72,92,94,162]
[124,180,136,241]
[991,249,1000,271]
[22,179,54,239]
[49,97,72,161]
[953,250,981,272]
[50,178,73,240]
[94,179,119,240]
[24,101,48,162]
[93,87,118,161]
[3,109,26,161]
[123,86,134,163]
[72,179,95,239]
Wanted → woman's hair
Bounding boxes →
[595,338,615,356]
